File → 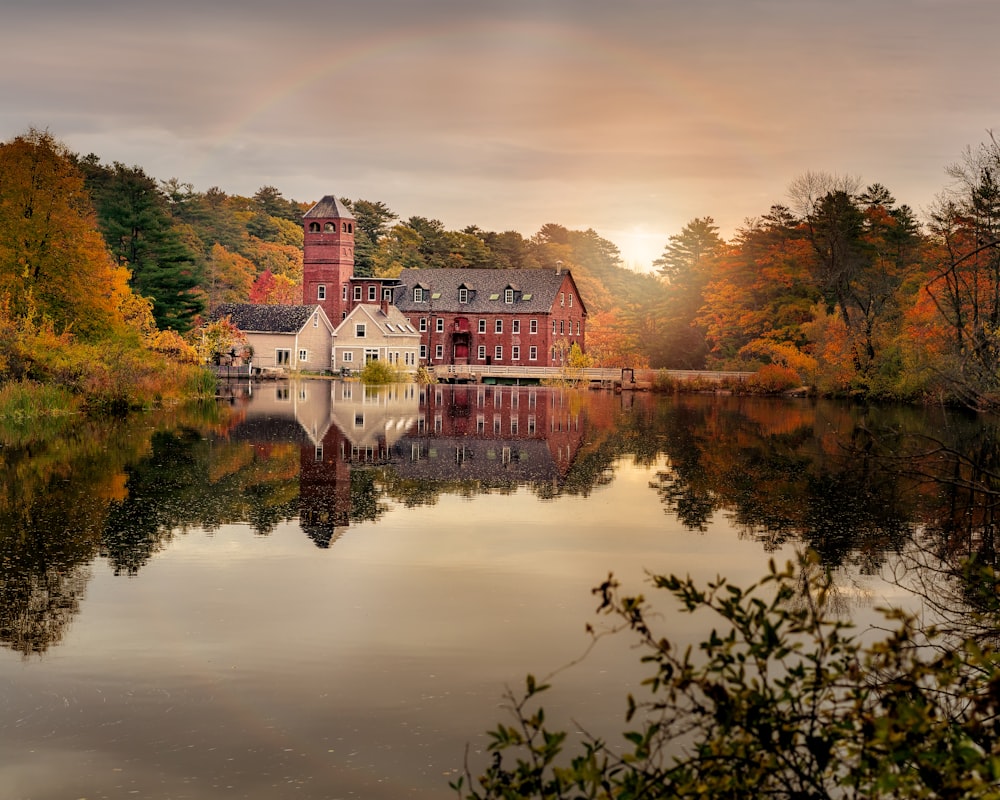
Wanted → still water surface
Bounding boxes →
[1,381,992,798]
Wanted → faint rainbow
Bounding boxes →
[201,18,767,182]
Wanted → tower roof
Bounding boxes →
[303,195,355,220]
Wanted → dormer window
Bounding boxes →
[459,287,469,303]
[504,288,514,304]
[413,287,425,302]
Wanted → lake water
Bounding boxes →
[0,381,992,799]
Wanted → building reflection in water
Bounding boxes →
[224,381,586,547]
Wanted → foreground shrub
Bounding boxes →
[455,557,1000,799]
[360,359,406,385]
[745,363,802,394]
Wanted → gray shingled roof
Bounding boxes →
[213,303,320,333]
[303,195,355,220]
[393,268,577,314]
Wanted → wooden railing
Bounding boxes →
[431,365,755,383]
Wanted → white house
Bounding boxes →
[214,303,335,372]
[333,301,421,373]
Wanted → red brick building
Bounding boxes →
[302,195,587,367]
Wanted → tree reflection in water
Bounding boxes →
[2,381,1000,656]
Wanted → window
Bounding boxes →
[530,319,538,334]
[478,345,486,360]
[435,344,443,359]
[459,287,468,303]
[342,285,348,301]
[353,285,362,301]
[495,345,503,360]
[560,320,565,334]
[436,317,444,333]
[495,319,503,334]
[553,320,557,334]
[383,288,393,301]
[309,222,320,232]
[512,346,520,361]
[512,319,520,334]
[529,346,537,361]
[276,349,291,366]
[413,287,424,302]
[420,344,427,359]
[368,285,377,301]
[505,288,514,304]
[342,351,353,362]
[568,293,573,307]
[478,318,486,334]
[298,349,308,362]
[576,321,581,335]
[325,222,335,231]
[419,317,427,332]
[312,313,318,327]
[355,323,366,338]
[365,348,379,363]
[560,292,565,307]
[317,284,326,301]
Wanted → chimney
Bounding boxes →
[380,297,389,316]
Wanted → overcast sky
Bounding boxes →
[4,0,998,268]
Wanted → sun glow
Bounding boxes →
[613,225,665,273]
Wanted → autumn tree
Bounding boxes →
[922,134,1000,407]
[0,129,134,340]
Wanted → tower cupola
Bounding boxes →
[303,195,356,322]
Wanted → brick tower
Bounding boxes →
[303,195,356,323]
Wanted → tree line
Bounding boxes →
[4,127,1000,407]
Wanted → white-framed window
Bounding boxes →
[342,351,354,362]
[368,285,377,301]
[436,317,444,333]
[419,317,427,332]
[560,320,565,334]
[512,345,520,361]
[505,288,514,304]
[529,345,537,361]
[568,293,573,307]
[298,349,308,362]
[365,348,379,363]
[276,349,291,366]
[530,319,538,334]
[383,288,392,301]
[435,344,443,359]
[317,284,326,301]
[420,344,427,359]
[495,319,503,334]
[576,320,581,335]
[510,418,518,434]
[414,287,424,302]
[355,323,366,338]
[478,345,486,360]
[312,312,318,327]
[495,345,503,360]
[512,319,520,334]
[560,292,565,306]
[342,285,348,300]
[353,285,362,301]
[478,318,486,333]
[459,287,468,303]
[552,319,557,334]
